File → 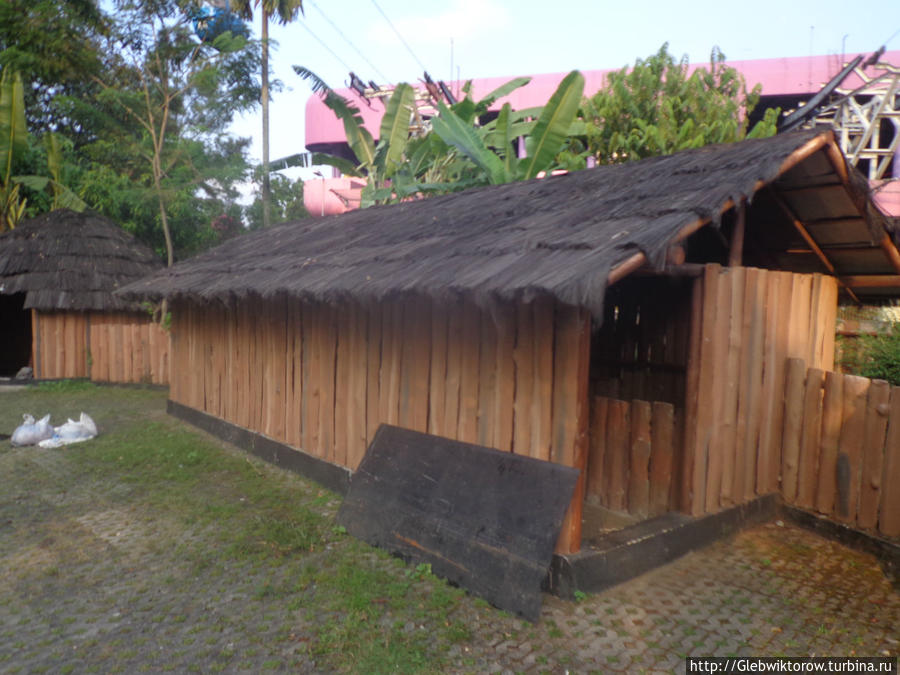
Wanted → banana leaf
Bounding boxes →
[432,102,508,185]
[378,83,415,178]
[0,69,28,184]
[520,70,584,180]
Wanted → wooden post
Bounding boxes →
[31,310,41,378]
[553,306,592,555]
[879,386,900,536]
[727,199,746,267]
[858,379,890,530]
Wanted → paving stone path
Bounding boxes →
[1,427,897,673]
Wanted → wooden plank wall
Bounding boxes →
[32,311,169,384]
[782,358,900,538]
[586,396,680,518]
[168,295,592,552]
[683,265,838,516]
[31,311,88,379]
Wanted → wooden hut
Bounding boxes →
[0,209,170,384]
[120,130,900,553]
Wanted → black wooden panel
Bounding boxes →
[337,425,579,621]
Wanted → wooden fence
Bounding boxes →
[32,311,170,385]
[782,359,900,538]
[586,396,681,518]
[684,265,838,515]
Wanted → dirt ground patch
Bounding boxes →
[1,384,897,673]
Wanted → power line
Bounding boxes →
[296,20,356,75]
[309,0,391,84]
[368,0,428,74]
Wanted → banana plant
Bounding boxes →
[0,68,28,230]
[431,70,586,184]
[0,68,86,230]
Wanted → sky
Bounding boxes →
[227,0,900,183]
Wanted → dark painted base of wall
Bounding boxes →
[547,495,779,599]
[781,505,899,587]
[167,400,351,496]
[164,401,899,598]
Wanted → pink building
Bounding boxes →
[302,51,900,217]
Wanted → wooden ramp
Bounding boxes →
[337,425,579,621]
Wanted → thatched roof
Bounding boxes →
[0,209,163,312]
[119,130,890,316]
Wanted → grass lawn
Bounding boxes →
[0,382,500,673]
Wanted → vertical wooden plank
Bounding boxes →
[796,367,825,509]
[346,303,369,470]
[379,300,402,432]
[334,301,352,466]
[681,273,706,513]
[398,295,430,434]
[587,396,609,499]
[818,276,838,371]
[780,358,807,504]
[285,300,302,448]
[456,300,481,445]
[739,268,766,502]
[552,305,591,555]
[493,304,516,453]
[858,379,890,530]
[30,310,39,378]
[787,273,813,362]
[428,303,448,438]
[121,316,134,384]
[108,314,121,384]
[816,371,844,515]
[65,314,78,377]
[318,303,337,462]
[649,401,675,516]
[476,304,498,448]
[272,297,288,442]
[879,386,900,537]
[628,400,652,517]
[148,317,159,384]
[605,399,630,511]
[301,302,318,453]
[705,266,733,512]
[88,313,99,382]
[512,301,534,456]
[365,304,382,447]
[43,313,55,378]
[531,296,555,461]
[441,298,462,443]
[719,266,744,506]
[836,374,869,523]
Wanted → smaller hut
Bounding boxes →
[0,209,170,384]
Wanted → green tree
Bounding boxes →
[89,0,261,265]
[245,172,308,229]
[0,0,108,141]
[580,44,778,166]
[231,0,304,228]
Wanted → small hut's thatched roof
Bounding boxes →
[0,209,163,312]
[119,130,894,316]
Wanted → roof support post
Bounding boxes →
[728,199,747,267]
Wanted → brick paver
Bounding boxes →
[1,432,897,673]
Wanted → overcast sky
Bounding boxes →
[226,0,899,180]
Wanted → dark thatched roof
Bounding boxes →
[0,209,163,312]
[119,130,883,317]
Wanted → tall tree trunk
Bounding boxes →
[151,155,174,267]
[261,11,271,228]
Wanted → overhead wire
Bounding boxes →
[368,0,429,74]
[296,20,356,76]
[309,0,392,85]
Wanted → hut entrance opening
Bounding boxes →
[583,276,694,542]
[0,294,32,376]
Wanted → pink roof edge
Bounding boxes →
[305,50,900,149]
